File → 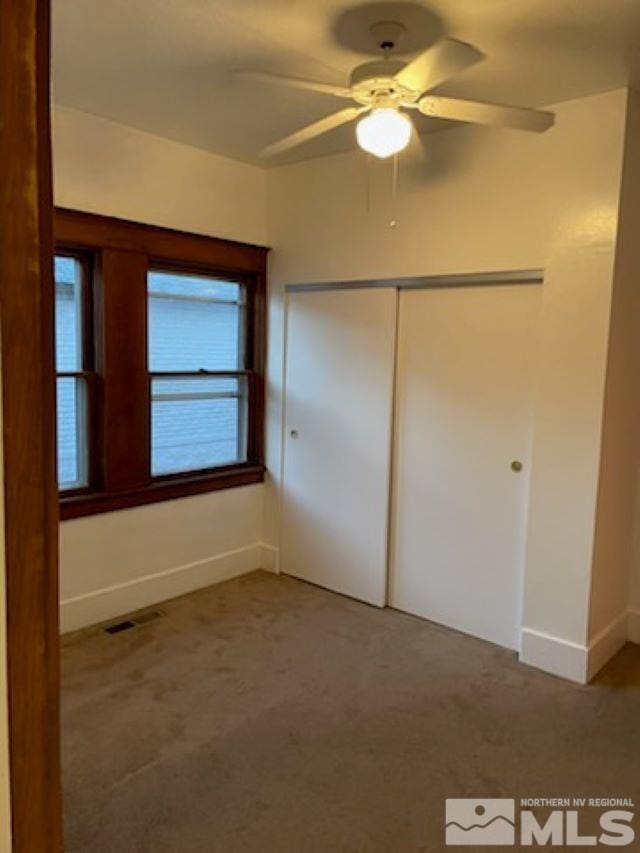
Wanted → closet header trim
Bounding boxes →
[286,269,543,293]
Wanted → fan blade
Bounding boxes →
[261,106,369,158]
[238,70,352,99]
[395,39,484,94]
[418,95,555,132]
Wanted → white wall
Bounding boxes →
[53,106,270,632]
[60,486,267,632]
[266,88,630,682]
[53,106,267,245]
[603,89,640,647]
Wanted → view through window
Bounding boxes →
[54,254,89,490]
[147,270,248,476]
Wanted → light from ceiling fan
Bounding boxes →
[356,108,412,159]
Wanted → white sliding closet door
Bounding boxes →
[390,285,540,649]
[281,288,397,606]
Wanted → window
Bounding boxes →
[147,271,248,476]
[55,209,267,519]
[54,254,93,490]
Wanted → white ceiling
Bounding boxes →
[53,0,640,165]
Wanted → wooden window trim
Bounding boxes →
[60,463,265,520]
[55,209,269,520]
[55,208,267,274]
[1,0,64,849]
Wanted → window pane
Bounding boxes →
[151,376,247,476]
[54,255,83,371]
[148,270,243,371]
[56,377,88,489]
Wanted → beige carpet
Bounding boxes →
[62,570,640,852]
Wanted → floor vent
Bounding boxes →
[104,620,136,635]
[103,609,165,635]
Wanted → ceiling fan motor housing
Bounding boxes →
[349,59,417,106]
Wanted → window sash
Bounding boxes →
[55,371,98,492]
[147,266,250,479]
[54,252,95,494]
[56,374,89,490]
[149,372,250,478]
[147,271,248,374]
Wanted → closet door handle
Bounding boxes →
[290,429,299,439]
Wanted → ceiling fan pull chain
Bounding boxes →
[390,152,398,228]
[363,152,372,214]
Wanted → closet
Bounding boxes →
[281,276,541,650]
[281,288,397,606]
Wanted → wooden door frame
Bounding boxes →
[0,0,63,850]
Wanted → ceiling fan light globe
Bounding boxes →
[356,108,412,159]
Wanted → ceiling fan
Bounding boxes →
[242,21,555,160]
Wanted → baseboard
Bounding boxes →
[521,612,631,684]
[586,613,628,681]
[628,609,640,645]
[61,541,275,633]
[520,627,588,684]
[259,543,279,573]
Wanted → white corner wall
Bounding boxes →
[53,105,267,245]
[601,88,640,650]
[266,88,630,683]
[53,106,271,633]
[59,487,267,632]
